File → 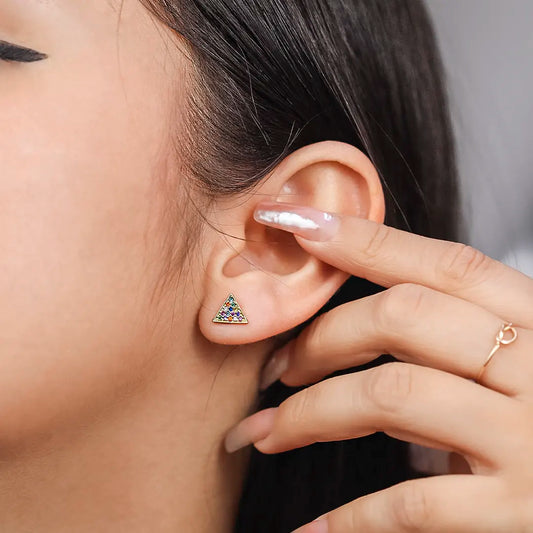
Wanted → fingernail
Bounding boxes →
[224,407,277,454]
[253,201,340,242]
[291,518,329,533]
[259,343,291,391]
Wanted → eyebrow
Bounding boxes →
[0,39,48,62]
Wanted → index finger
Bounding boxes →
[253,201,533,328]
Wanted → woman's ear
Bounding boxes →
[198,141,385,345]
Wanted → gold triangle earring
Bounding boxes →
[212,293,249,324]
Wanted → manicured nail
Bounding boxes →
[259,343,291,391]
[253,201,340,242]
[291,518,329,533]
[224,407,277,453]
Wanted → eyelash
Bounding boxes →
[0,40,48,63]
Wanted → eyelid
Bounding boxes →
[0,39,48,62]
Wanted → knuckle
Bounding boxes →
[299,312,330,367]
[500,482,533,533]
[361,223,393,265]
[391,482,430,531]
[284,383,318,427]
[517,496,533,532]
[365,362,413,415]
[516,502,533,533]
[437,243,491,285]
[375,283,427,332]
[504,406,533,470]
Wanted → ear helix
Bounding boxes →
[212,293,249,324]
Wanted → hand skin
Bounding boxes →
[3,1,529,531]
[226,201,533,533]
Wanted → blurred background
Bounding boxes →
[426,0,533,276]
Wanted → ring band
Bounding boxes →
[475,321,518,383]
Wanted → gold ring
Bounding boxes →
[475,321,518,383]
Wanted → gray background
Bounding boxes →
[425,0,533,276]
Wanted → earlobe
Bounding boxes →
[198,238,348,345]
[198,141,385,346]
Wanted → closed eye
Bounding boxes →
[0,40,48,62]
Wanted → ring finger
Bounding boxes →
[262,283,532,397]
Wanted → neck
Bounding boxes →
[0,339,262,532]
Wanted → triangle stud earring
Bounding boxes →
[212,293,249,324]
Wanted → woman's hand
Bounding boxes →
[224,201,533,533]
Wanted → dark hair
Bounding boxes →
[138,0,463,530]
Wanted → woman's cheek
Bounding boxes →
[0,53,174,451]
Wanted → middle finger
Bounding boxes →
[261,283,532,397]
[252,362,524,472]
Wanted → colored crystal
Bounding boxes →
[212,294,248,324]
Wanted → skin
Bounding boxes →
[6,0,518,531]
[1,1,377,531]
[227,203,533,532]
[0,0,266,530]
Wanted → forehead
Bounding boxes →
[0,0,69,31]
[0,0,146,43]
[0,0,181,70]
[0,0,124,23]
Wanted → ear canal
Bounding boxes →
[212,293,249,324]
